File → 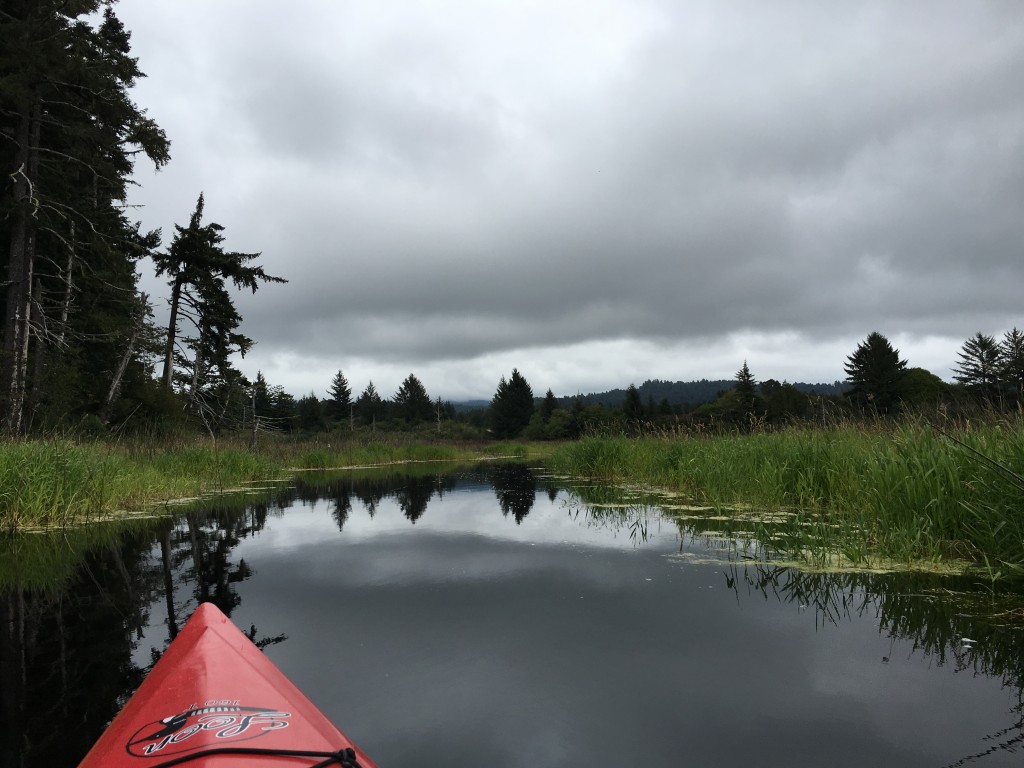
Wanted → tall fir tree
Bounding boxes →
[734,361,758,417]
[154,194,285,428]
[1,2,170,432]
[999,328,1024,404]
[155,194,284,386]
[953,332,1002,403]
[490,369,534,438]
[295,392,324,432]
[843,332,908,412]
[622,383,644,421]
[326,370,352,424]
[356,381,382,427]
[540,388,558,423]
[394,373,432,423]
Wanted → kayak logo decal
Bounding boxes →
[126,700,291,757]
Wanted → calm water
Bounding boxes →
[2,463,1023,767]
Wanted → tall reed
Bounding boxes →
[0,439,281,528]
[548,419,1024,573]
[0,434,549,529]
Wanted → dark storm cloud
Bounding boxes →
[119,0,1024,396]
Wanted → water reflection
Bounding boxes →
[491,463,537,523]
[0,463,1022,768]
[288,463,535,529]
[722,564,1024,767]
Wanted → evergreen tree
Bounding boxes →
[843,332,908,412]
[295,392,324,432]
[175,269,253,426]
[570,395,585,435]
[540,389,558,423]
[953,332,1002,402]
[251,372,272,418]
[154,194,285,390]
[251,372,295,431]
[998,328,1024,403]
[273,390,297,430]
[622,383,644,421]
[1,3,170,433]
[394,373,432,423]
[356,381,382,427]
[490,369,534,438]
[734,361,758,419]
[760,379,811,423]
[326,370,352,424]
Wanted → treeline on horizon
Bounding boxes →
[2,6,1021,445]
[261,372,851,440]
[247,326,1024,441]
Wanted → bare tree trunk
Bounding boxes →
[55,221,74,349]
[2,102,40,435]
[161,274,184,387]
[188,325,205,405]
[249,385,259,450]
[99,293,149,424]
[28,277,45,420]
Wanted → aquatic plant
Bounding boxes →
[548,418,1024,575]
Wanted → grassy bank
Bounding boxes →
[547,420,1024,575]
[0,435,546,529]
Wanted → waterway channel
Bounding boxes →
[2,462,1022,767]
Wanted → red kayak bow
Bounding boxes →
[78,602,379,768]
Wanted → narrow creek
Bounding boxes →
[2,462,1022,767]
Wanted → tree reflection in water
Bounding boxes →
[2,463,1024,767]
[491,463,537,524]
[559,480,1024,766]
[724,564,1024,766]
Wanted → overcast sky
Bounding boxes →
[115,0,1024,401]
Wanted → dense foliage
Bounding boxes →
[0,3,290,438]
[1,1,170,433]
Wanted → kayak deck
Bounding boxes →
[78,602,378,767]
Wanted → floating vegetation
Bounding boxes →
[548,420,1024,579]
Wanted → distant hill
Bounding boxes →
[451,379,849,412]
[554,378,849,409]
[452,399,490,413]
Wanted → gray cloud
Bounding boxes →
[120,0,1024,398]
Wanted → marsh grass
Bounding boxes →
[0,434,551,529]
[548,418,1024,575]
[0,439,281,529]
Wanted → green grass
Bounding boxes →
[0,439,283,529]
[0,434,553,529]
[548,419,1024,576]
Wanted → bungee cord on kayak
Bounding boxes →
[143,746,364,768]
